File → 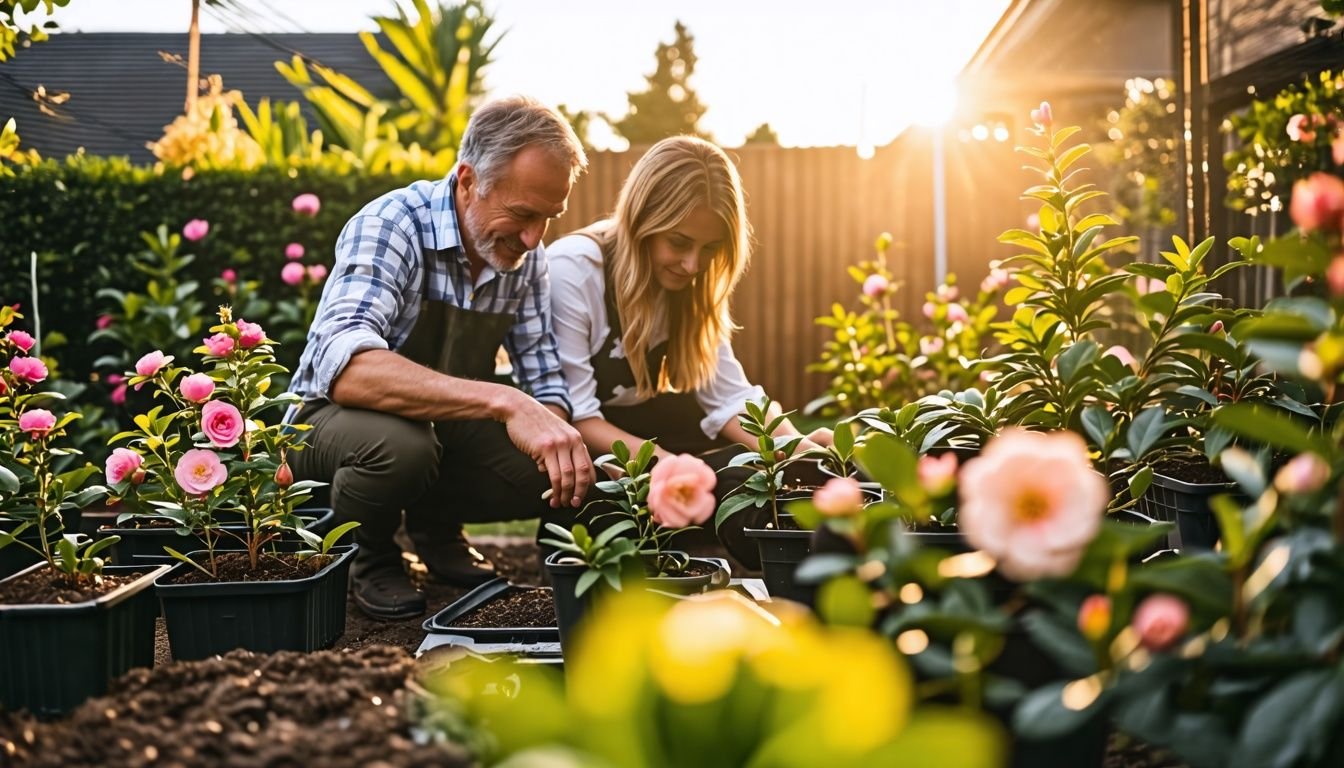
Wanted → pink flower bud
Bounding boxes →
[182,219,209,242]
[220,268,237,283]
[95,314,114,330]
[106,373,125,386]
[812,477,864,517]
[179,372,215,403]
[945,303,969,324]
[235,319,265,349]
[291,193,321,217]
[307,264,328,283]
[862,274,889,297]
[275,462,294,488]
[936,283,959,302]
[917,452,958,495]
[131,468,147,485]
[1208,320,1225,334]
[1273,453,1330,494]
[105,447,144,485]
[134,350,170,378]
[281,262,306,286]
[110,383,127,405]
[18,408,56,438]
[1289,173,1344,233]
[285,242,306,260]
[1030,101,1053,128]
[919,336,945,356]
[922,301,936,319]
[1132,593,1189,651]
[1077,594,1112,641]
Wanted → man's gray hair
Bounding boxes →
[457,96,588,194]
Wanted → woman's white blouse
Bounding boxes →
[547,234,766,439]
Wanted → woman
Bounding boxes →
[547,135,828,567]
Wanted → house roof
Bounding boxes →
[0,32,392,163]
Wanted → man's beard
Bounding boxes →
[465,208,529,272]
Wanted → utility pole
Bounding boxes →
[186,0,200,113]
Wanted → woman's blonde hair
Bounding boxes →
[589,136,751,398]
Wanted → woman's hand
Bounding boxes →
[795,427,834,454]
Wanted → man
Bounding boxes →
[288,96,595,620]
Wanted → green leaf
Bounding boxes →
[1013,681,1108,740]
[1126,407,1167,459]
[853,433,920,501]
[1081,406,1115,449]
[321,521,360,553]
[1021,611,1096,676]
[575,568,603,598]
[1214,403,1328,456]
[1128,465,1153,500]
[0,464,18,494]
[1056,340,1099,385]
[815,575,874,628]
[1230,669,1344,768]
[715,492,763,528]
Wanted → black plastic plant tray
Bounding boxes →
[423,577,559,643]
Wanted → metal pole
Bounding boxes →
[933,127,948,285]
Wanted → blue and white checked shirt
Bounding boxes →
[287,173,573,416]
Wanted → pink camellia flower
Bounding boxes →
[1132,593,1190,651]
[292,193,321,217]
[285,242,306,260]
[958,429,1108,581]
[220,268,237,284]
[135,350,171,378]
[235,319,265,348]
[1104,345,1139,369]
[7,330,35,352]
[182,219,209,242]
[1287,113,1318,143]
[307,264,328,282]
[174,448,228,496]
[8,355,48,384]
[812,477,864,517]
[200,400,245,448]
[95,314,114,330]
[110,383,127,405]
[1026,212,1041,231]
[862,273,889,298]
[1030,101,1053,128]
[105,447,144,485]
[1327,256,1344,297]
[179,372,215,403]
[1273,452,1331,494]
[917,452,958,496]
[1289,172,1344,233]
[919,336,945,356]
[935,283,959,302]
[647,453,717,528]
[106,373,125,386]
[1136,276,1166,295]
[280,262,306,286]
[1077,594,1112,641]
[203,332,235,357]
[18,408,56,439]
[981,268,1010,293]
[922,301,937,319]
[945,303,969,324]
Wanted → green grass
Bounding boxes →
[464,519,539,538]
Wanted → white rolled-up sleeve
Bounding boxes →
[547,237,609,423]
[696,338,766,439]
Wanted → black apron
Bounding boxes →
[589,257,722,455]
[397,255,514,380]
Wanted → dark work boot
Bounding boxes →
[351,560,427,620]
[413,528,497,588]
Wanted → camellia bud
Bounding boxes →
[1077,594,1112,641]
[1208,320,1225,334]
[274,462,294,488]
[130,468,147,486]
[1132,593,1190,651]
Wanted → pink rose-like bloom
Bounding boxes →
[8,355,48,384]
[135,350,171,378]
[110,383,128,405]
[96,314,115,330]
[647,454,717,528]
[203,332,235,357]
[1289,172,1344,233]
[922,301,937,319]
[1287,113,1318,143]
[1132,593,1190,651]
[919,336,945,356]
[182,219,209,242]
[812,477,865,517]
[235,319,265,349]
[1104,345,1139,369]
[200,400,245,448]
[7,330,35,352]
[281,262,306,286]
[292,193,321,217]
[18,408,56,438]
[179,372,216,403]
[220,268,237,284]
[862,273,889,298]
[105,447,144,485]
[1273,453,1331,495]
[945,303,969,324]
[1030,101,1053,128]
[285,242,305,260]
[174,448,228,496]
[1077,594,1112,641]
[958,429,1108,581]
[981,268,1010,293]
[307,264,328,283]
[917,452,958,496]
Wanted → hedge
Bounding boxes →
[0,155,426,380]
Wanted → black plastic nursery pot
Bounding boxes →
[154,544,355,661]
[0,517,52,580]
[423,577,559,644]
[0,562,169,717]
[98,508,337,566]
[1137,472,1234,550]
[743,515,815,604]
[544,551,726,653]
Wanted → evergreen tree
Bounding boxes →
[743,122,779,145]
[609,21,711,144]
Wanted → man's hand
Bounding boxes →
[502,393,593,508]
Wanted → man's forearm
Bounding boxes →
[329,349,522,422]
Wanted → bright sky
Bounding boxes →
[31,0,1008,149]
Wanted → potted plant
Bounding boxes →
[542,439,725,649]
[106,308,357,660]
[0,320,167,716]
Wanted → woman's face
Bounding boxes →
[647,204,726,292]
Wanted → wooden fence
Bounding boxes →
[547,134,1034,412]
